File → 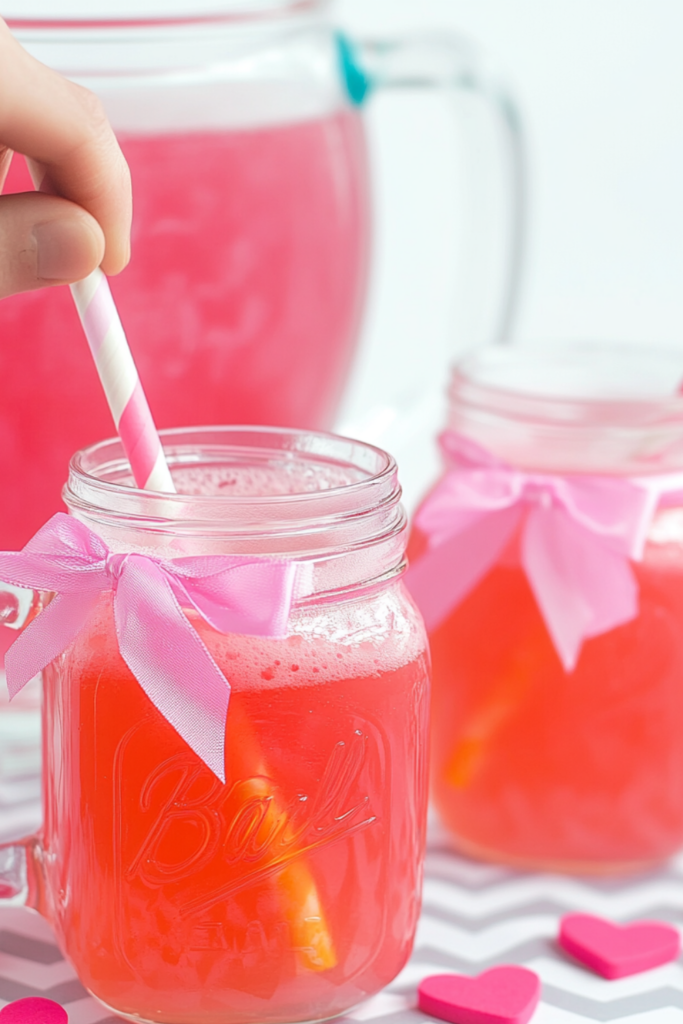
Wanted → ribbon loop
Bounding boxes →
[406,434,662,672]
[0,514,299,782]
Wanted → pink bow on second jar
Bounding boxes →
[406,432,669,671]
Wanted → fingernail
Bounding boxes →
[33,220,93,281]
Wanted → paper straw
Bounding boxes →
[69,269,335,967]
[70,269,175,493]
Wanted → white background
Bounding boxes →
[333,0,683,506]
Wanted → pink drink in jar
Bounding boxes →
[28,427,430,1024]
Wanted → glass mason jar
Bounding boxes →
[0,0,524,551]
[0,426,430,1024]
[407,343,683,874]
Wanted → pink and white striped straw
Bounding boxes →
[70,268,175,493]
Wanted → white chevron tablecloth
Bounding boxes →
[1,735,683,1024]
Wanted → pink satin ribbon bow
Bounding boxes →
[0,513,299,782]
[405,433,664,671]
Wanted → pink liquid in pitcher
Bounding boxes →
[0,109,369,550]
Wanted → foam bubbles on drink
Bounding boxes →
[202,585,426,692]
[171,461,366,497]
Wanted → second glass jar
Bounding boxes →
[408,343,683,874]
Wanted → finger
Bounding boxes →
[0,191,105,299]
[0,19,131,275]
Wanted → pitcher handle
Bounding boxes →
[338,31,525,345]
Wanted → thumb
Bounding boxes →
[0,190,105,299]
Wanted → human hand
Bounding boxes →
[0,18,131,299]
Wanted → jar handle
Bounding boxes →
[0,584,45,912]
[338,31,525,346]
[0,834,44,911]
[0,582,37,631]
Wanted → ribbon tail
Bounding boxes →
[405,506,522,631]
[5,591,97,698]
[115,560,230,783]
[522,506,639,673]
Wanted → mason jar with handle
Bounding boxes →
[0,424,430,1023]
[0,0,524,551]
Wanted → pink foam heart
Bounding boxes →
[0,1000,67,1024]
[559,913,680,979]
[418,966,541,1024]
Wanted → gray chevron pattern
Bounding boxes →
[1,757,683,1023]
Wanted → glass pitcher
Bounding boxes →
[0,0,524,553]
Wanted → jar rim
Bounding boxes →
[452,342,683,427]
[4,0,323,29]
[448,343,683,475]
[64,426,406,596]
[65,424,401,533]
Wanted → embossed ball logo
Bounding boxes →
[113,724,383,920]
